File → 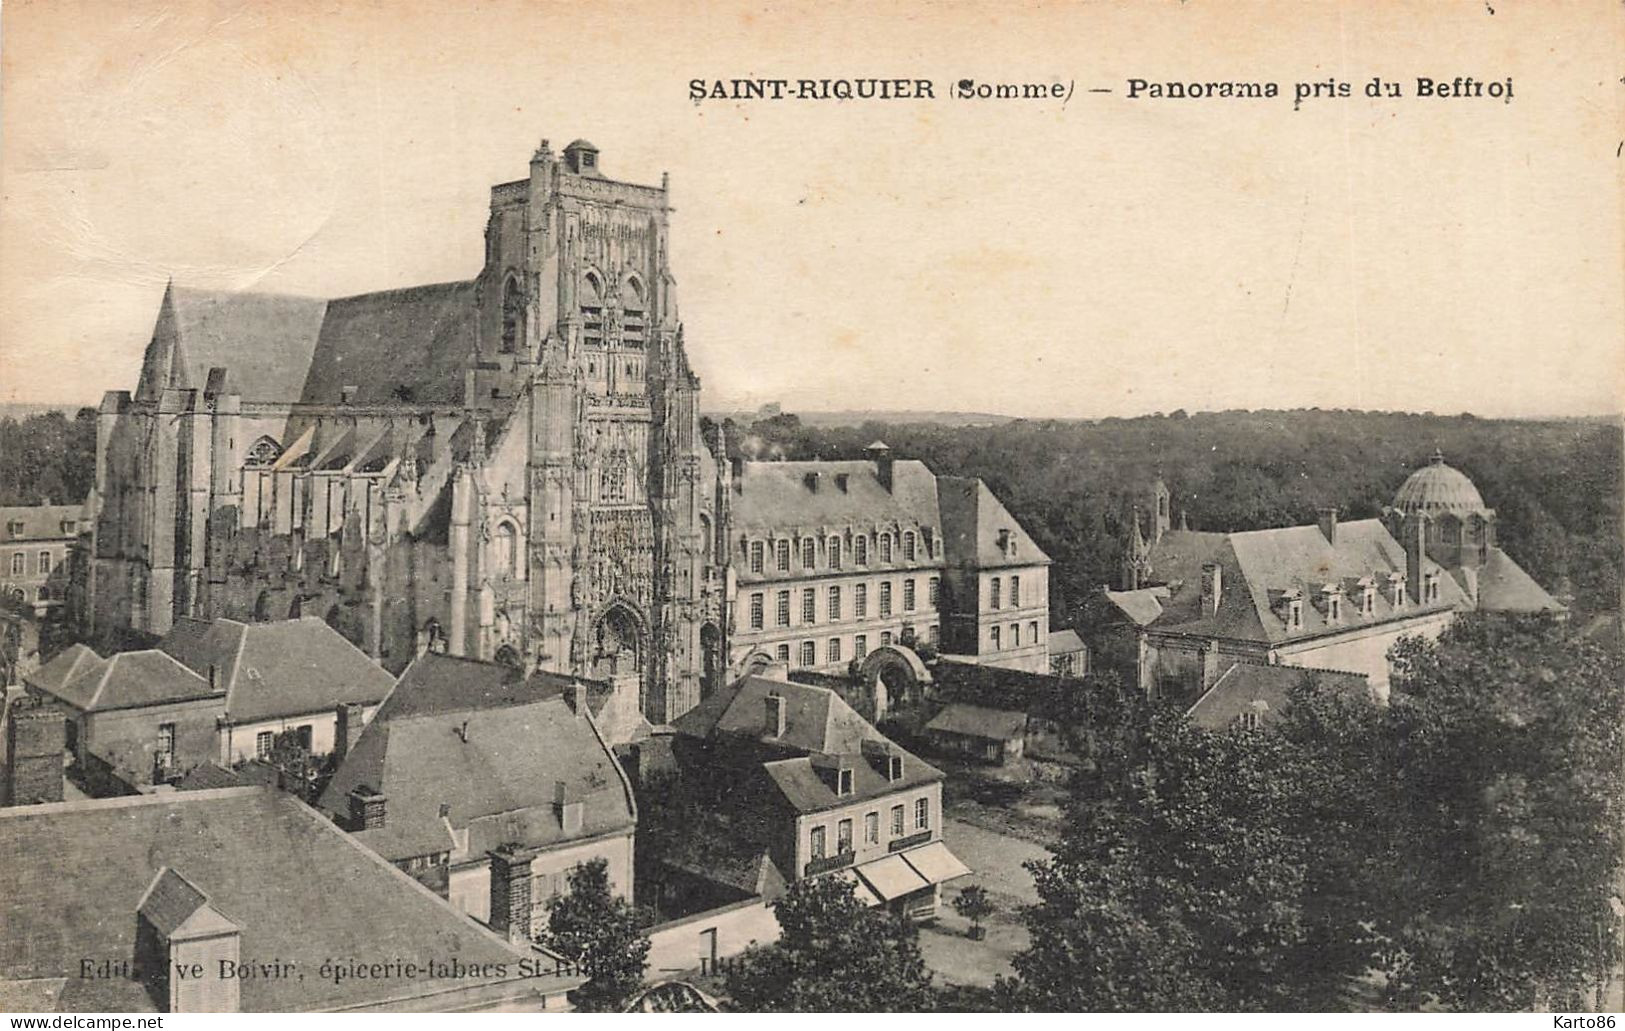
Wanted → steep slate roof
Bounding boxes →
[373,652,596,720]
[298,281,479,405]
[1186,662,1375,731]
[729,459,939,536]
[159,616,394,723]
[760,748,941,816]
[29,647,217,713]
[677,676,942,816]
[673,675,884,755]
[0,504,87,542]
[144,286,330,403]
[1115,521,1463,646]
[135,279,481,408]
[936,475,1050,570]
[1473,548,1567,614]
[925,702,1027,742]
[0,788,570,1012]
[319,658,635,863]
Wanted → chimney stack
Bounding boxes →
[347,785,387,830]
[5,697,65,806]
[1317,507,1338,546]
[334,702,365,762]
[804,471,820,493]
[865,442,894,492]
[1404,515,1426,609]
[488,846,535,944]
[1199,561,1223,618]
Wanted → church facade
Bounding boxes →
[88,137,1054,726]
[91,140,719,724]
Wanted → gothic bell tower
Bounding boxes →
[482,137,712,724]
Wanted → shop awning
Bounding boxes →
[854,854,932,901]
[832,868,882,907]
[899,840,972,885]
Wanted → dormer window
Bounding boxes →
[829,536,842,570]
[1361,585,1376,616]
[903,531,916,562]
[1288,599,1303,630]
[837,768,854,796]
[764,694,785,737]
[801,538,816,569]
[1323,587,1342,623]
[889,755,904,781]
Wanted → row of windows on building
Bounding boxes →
[6,550,54,576]
[987,574,1026,610]
[809,797,932,861]
[253,725,314,760]
[746,577,940,631]
[4,518,75,538]
[747,528,933,576]
[989,620,1042,652]
[1277,573,1440,631]
[770,626,939,669]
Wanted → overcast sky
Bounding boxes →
[1,0,1620,419]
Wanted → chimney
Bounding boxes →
[347,785,387,830]
[1200,561,1223,618]
[565,682,586,716]
[5,697,65,806]
[1404,515,1426,609]
[554,780,584,835]
[764,693,786,738]
[488,845,535,944]
[334,702,365,762]
[865,442,894,492]
[1201,640,1224,690]
[804,471,820,493]
[1317,507,1338,546]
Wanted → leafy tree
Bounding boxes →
[1007,614,1624,1012]
[1368,614,1625,1010]
[725,874,937,1012]
[1007,705,1372,1011]
[538,858,650,1012]
[952,885,994,939]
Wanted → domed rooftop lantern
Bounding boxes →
[563,139,600,176]
[1391,448,1489,517]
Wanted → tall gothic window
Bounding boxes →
[495,521,519,578]
[501,275,523,354]
[601,450,630,503]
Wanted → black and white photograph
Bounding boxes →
[0,0,1620,1017]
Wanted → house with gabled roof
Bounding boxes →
[23,616,393,791]
[317,652,637,945]
[666,674,968,920]
[0,786,579,1012]
[1100,451,1566,712]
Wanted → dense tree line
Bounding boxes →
[0,408,98,507]
[709,409,1621,617]
[999,613,1624,1011]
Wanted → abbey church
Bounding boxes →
[89,138,1051,726]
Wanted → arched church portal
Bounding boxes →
[591,604,644,680]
